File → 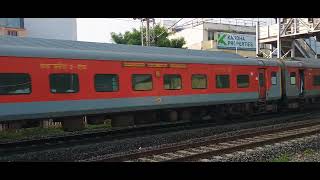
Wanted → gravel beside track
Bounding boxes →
[199,134,320,162]
[0,112,318,161]
[289,149,320,162]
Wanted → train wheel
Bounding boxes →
[168,110,178,122]
[111,114,134,127]
[190,109,203,121]
[86,115,106,125]
[134,112,157,125]
[62,117,85,132]
[180,110,191,121]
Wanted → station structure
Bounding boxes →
[256,18,320,59]
[168,18,270,57]
[0,18,77,41]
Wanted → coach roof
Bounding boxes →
[0,36,277,66]
[280,58,320,68]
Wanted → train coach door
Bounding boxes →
[299,69,305,96]
[258,69,266,99]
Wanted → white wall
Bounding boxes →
[170,24,205,49]
[24,18,77,40]
[204,23,256,34]
[170,22,256,50]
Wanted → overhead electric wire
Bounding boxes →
[175,18,198,27]
[108,18,140,23]
[156,18,184,38]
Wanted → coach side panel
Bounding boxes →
[0,56,269,121]
[304,68,320,98]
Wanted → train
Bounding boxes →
[0,36,320,131]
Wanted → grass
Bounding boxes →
[0,127,64,141]
[271,153,291,162]
[0,120,113,141]
[85,119,112,130]
[270,149,317,162]
[303,149,315,156]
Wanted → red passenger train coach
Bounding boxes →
[0,36,318,131]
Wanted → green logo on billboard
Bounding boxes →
[218,33,227,45]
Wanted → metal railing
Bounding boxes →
[176,18,268,29]
[295,39,317,58]
[203,18,267,27]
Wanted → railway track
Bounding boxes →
[0,110,318,158]
[0,119,214,156]
[83,115,320,162]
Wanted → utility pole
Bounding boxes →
[134,18,155,46]
[256,21,259,57]
[150,18,156,46]
[146,18,150,46]
[277,18,281,58]
[140,19,144,46]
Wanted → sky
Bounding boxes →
[76,18,275,43]
[77,18,141,43]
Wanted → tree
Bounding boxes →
[110,25,186,48]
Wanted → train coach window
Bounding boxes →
[216,75,230,88]
[50,74,79,93]
[192,74,207,89]
[237,75,249,88]
[0,73,31,95]
[271,72,277,85]
[290,72,296,85]
[132,74,153,91]
[313,75,320,86]
[95,74,119,92]
[164,74,182,90]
